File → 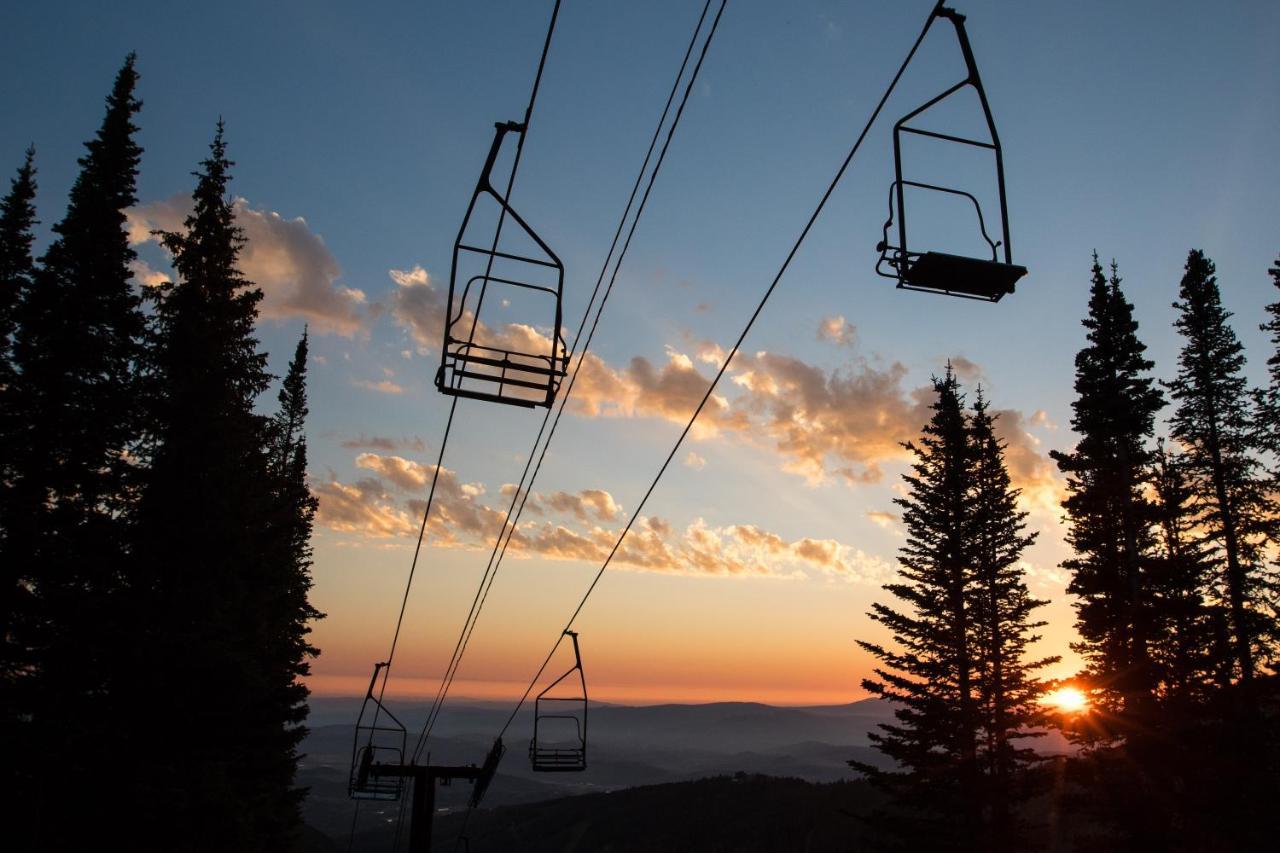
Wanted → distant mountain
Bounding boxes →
[300,696,1073,848]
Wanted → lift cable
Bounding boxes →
[453,0,564,365]
[411,0,721,767]
[348,2,563,851]
[494,0,949,747]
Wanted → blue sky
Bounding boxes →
[4,0,1279,704]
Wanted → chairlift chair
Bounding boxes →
[436,120,568,408]
[348,662,408,801]
[529,630,588,772]
[875,5,1026,302]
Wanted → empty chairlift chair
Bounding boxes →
[875,6,1026,302]
[436,120,568,408]
[529,630,588,772]
[348,662,408,801]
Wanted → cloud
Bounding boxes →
[127,194,367,336]
[990,408,1066,513]
[388,266,446,350]
[817,315,856,346]
[1030,409,1057,430]
[340,434,427,453]
[558,339,1064,501]
[353,379,404,394]
[355,453,433,491]
[313,478,416,538]
[542,489,623,522]
[313,453,885,581]
[129,258,169,288]
[388,264,559,358]
[565,349,748,439]
[684,451,707,470]
[865,507,906,535]
[949,356,984,383]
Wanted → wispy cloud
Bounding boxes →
[352,379,404,395]
[817,315,856,346]
[313,452,887,582]
[339,434,427,452]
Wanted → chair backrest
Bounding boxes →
[873,6,1025,302]
[437,121,568,407]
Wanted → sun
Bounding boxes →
[1044,686,1089,714]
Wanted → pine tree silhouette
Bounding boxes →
[968,392,1056,853]
[853,369,1050,853]
[262,328,323,841]
[1255,252,1280,464]
[131,122,301,849]
[1050,255,1165,733]
[2,56,145,848]
[1148,441,1221,709]
[1166,249,1275,691]
[0,146,39,837]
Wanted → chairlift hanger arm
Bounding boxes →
[886,0,1018,284]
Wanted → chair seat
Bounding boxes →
[902,252,1026,302]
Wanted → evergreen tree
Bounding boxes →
[968,392,1056,853]
[1049,255,1165,732]
[1,56,144,847]
[1255,252,1280,464]
[1148,441,1222,709]
[1166,249,1275,689]
[261,328,323,838]
[0,149,38,650]
[0,146,39,820]
[131,123,301,850]
[853,370,1047,852]
[0,147,37,394]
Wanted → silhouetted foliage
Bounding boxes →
[1255,251,1280,581]
[853,369,1050,853]
[0,148,38,677]
[0,147,37,397]
[264,327,324,830]
[1050,255,1165,732]
[0,146,39,829]
[1166,249,1276,688]
[968,393,1058,852]
[1255,252,1280,462]
[130,124,318,850]
[1,55,145,848]
[1148,442,1223,707]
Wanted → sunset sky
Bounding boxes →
[4,0,1279,708]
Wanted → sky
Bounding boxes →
[3,0,1279,709]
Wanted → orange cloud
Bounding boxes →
[352,379,404,394]
[128,194,368,336]
[817,315,856,346]
[314,453,886,582]
[558,341,1062,504]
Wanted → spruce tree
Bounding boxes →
[968,392,1055,853]
[1049,255,1164,732]
[854,370,1048,852]
[262,328,323,840]
[0,149,38,654]
[1166,249,1275,689]
[0,146,39,822]
[1,56,144,847]
[0,147,37,395]
[1147,442,1221,708]
[1256,252,1280,464]
[131,123,291,849]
